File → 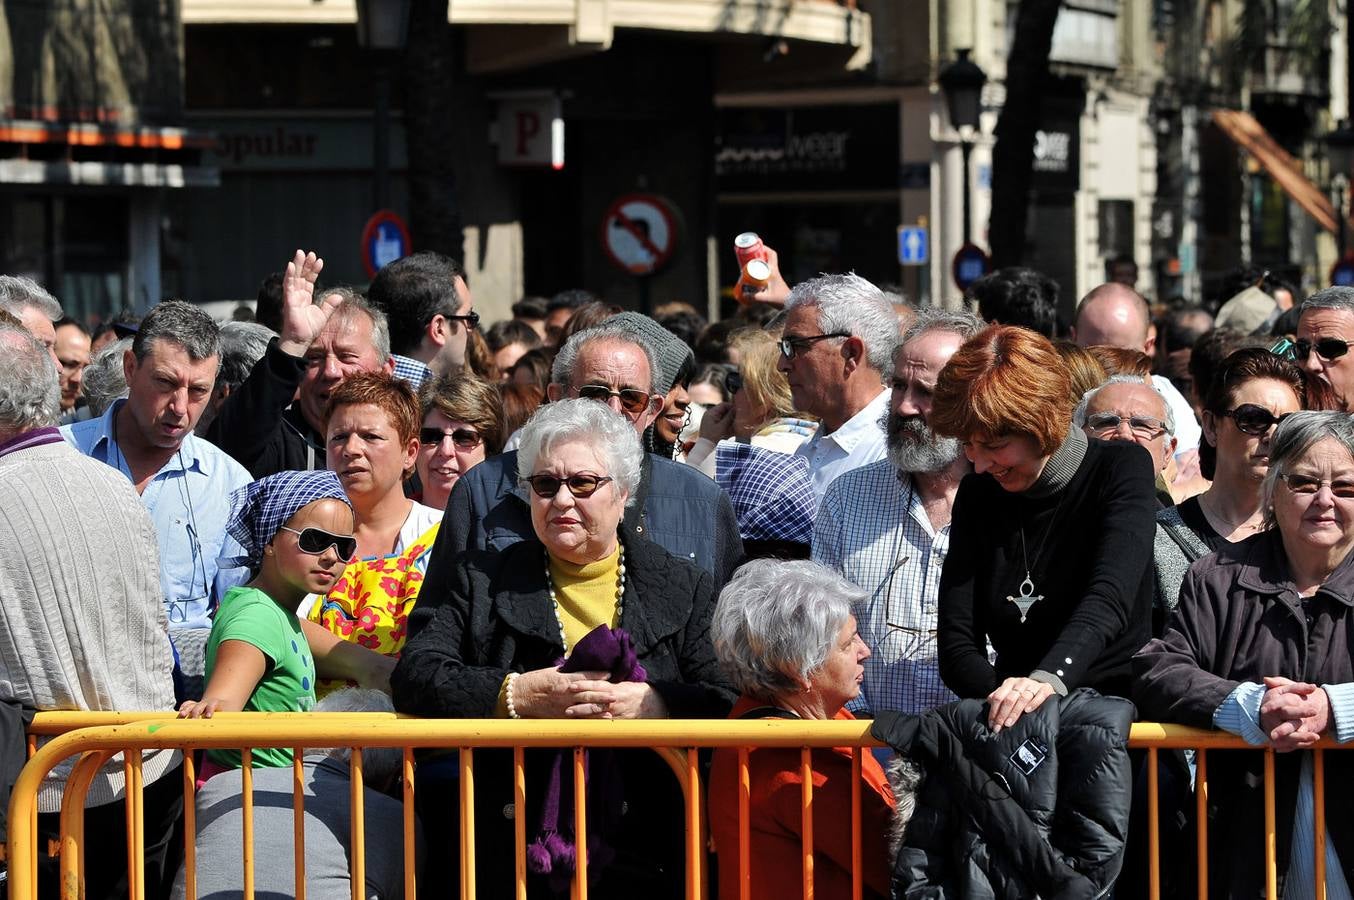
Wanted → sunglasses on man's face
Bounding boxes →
[522,473,614,499]
[1221,404,1292,436]
[574,384,653,415]
[277,525,357,561]
[1294,337,1354,362]
[1085,412,1169,440]
[445,310,481,331]
[419,427,483,450]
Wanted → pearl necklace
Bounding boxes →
[544,545,626,653]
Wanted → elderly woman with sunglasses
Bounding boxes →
[414,371,504,511]
[1153,349,1333,624]
[1135,411,1354,898]
[393,399,735,895]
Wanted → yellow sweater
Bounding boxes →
[497,546,623,716]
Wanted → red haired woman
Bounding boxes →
[931,325,1157,732]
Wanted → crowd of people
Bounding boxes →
[1,246,1354,899]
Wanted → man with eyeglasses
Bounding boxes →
[417,318,743,595]
[208,251,396,478]
[1074,376,1178,507]
[1295,286,1354,411]
[367,250,477,387]
[776,273,900,501]
[812,308,983,716]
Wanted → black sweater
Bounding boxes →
[938,437,1157,701]
[206,339,325,479]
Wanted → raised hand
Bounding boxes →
[277,250,342,357]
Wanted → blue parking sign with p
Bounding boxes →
[898,227,928,266]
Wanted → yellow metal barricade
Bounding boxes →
[6,716,1347,900]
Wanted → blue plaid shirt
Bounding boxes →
[813,458,956,716]
[391,354,432,390]
[714,442,816,544]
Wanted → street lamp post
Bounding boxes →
[355,0,412,213]
[1325,120,1354,256]
[938,49,988,246]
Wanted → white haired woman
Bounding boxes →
[392,398,735,898]
[1135,411,1354,898]
[708,559,896,900]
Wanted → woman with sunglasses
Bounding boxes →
[393,399,735,897]
[1154,348,1333,624]
[304,372,443,678]
[415,371,504,512]
[1135,411,1354,898]
[179,471,362,765]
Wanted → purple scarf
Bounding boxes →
[526,624,647,893]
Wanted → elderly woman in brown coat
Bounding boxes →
[1134,410,1354,899]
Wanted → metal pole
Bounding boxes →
[961,139,974,245]
[373,58,392,212]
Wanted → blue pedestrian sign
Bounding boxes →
[360,210,412,279]
[952,242,991,292]
[898,226,928,266]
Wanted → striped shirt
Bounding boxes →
[812,458,956,716]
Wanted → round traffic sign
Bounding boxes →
[1332,253,1354,287]
[952,242,991,292]
[361,210,412,280]
[600,194,679,276]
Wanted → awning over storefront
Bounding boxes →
[1211,108,1337,234]
[0,120,219,187]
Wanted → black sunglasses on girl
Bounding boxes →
[278,526,357,561]
[1221,404,1291,436]
[419,427,483,449]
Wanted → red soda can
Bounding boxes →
[734,232,766,268]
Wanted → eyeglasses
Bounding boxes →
[778,332,851,358]
[1294,337,1354,362]
[726,371,743,394]
[574,384,653,415]
[277,526,357,561]
[445,310,481,331]
[522,473,614,499]
[419,427,483,450]
[1221,404,1292,436]
[1278,473,1354,498]
[1085,412,1170,440]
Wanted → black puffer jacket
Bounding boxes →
[872,690,1134,900]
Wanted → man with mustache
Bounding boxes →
[812,308,983,715]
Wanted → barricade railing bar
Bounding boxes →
[7,715,1345,900]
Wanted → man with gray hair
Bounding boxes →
[1296,285,1354,411]
[0,320,182,899]
[0,273,62,365]
[195,320,277,436]
[812,307,981,715]
[1075,375,1178,505]
[63,299,251,630]
[419,317,743,592]
[207,250,394,477]
[777,273,899,500]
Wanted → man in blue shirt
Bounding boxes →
[63,299,251,629]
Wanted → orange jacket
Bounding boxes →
[709,697,897,900]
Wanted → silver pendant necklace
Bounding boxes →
[544,545,626,652]
[1008,497,1065,624]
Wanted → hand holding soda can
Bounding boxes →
[732,232,789,306]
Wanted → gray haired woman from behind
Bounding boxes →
[707,559,896,900]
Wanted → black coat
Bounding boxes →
[392,534,736,899]
[1133,530,1354,897]
[872,690,1134,900]
[206,339,325,479]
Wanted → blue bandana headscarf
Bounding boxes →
[224,470,352,574]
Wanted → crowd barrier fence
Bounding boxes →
[4,714,1346,900]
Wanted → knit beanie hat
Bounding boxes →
[607,312,694,395]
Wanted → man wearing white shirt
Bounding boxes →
[777,273,900,500]
[812,307,982,715]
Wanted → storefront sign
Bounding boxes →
[496,95,564,170]
[191,116,408,171]
[715,103,900,192]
